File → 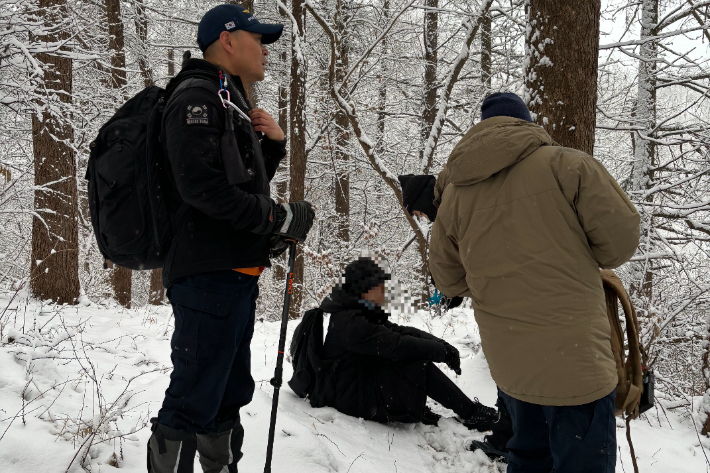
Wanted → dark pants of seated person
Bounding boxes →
[499,389,617,473]
[426,363,477,418]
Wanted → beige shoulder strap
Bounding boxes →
[600,270,644,418]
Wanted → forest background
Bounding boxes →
[1,0,710,451]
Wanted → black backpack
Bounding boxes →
[288,308,336,407]
[85,70,211,270]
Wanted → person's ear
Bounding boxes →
[218,30,233,54]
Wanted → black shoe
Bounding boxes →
[487,404,513,445]
[421,406,441,426]
[459,398,497,432]
[468,439,508,463]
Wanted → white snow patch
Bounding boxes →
[0,296,704,472]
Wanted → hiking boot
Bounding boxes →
[468,401,513,462]
[486,404,513,446]
[458,399,497,432]
[421,406,441,426]
[468,438,508,463]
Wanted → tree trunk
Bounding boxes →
[149,268,165,305]
[417,0,439,303]
[106,0,126,89]
[629,0,658,308]
[523,0,601,155]
[481,12,492,93]
[273,41,290,283]
[134,0,154,87]
[106,0,132,308]
[377,0,389,153]
[421,0,438,173]
[334,0,351,244]
[168,48,175,77]
[288,0,307,319]
[703,309,710,436]
[632,0,657,193]
[30,0,80,304]
[107,261,131,308]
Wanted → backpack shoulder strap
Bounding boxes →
[164,70,220,109]
[600,270,644,418]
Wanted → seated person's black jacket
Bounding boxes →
[318,291,448,422]
[161,59,286,287]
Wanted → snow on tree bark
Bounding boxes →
[629,0,658,316]
[420,0,438,173]
[481,11,492,93]
[632,0,658,194]
[148,268,164,305]
[273,20,290,284]
[133,0,154,87]
[280,0,308,319]
[106,0,127,89]
[334,0,351,245]
[702,309,710,435]
[30,0,80,304]
[523,0,601,155]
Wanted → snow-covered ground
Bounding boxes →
[0,293,707,473]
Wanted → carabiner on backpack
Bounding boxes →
[217,69,252,124]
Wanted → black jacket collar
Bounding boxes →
[320,291,389,324]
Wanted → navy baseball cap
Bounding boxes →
[197,4,284,52]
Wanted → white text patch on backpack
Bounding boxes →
[186,105,209,125]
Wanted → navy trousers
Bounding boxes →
[498,389,617,473]
[158,270,259,437]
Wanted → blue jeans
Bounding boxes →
[498,389,617,473]
[158,270,259,435]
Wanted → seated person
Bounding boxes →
[318,256,496,430]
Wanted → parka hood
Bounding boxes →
[446,116,553,186]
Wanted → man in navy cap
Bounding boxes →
[148,5,315,472]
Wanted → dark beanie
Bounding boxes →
[397,174,438,222]
[340,257,391,298]
[481,92,532,122]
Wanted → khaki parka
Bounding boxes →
[429,117,640,406]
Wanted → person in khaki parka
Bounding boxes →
[429,93,640,473]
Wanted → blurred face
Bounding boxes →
[361,283,386,306]
[211,30,269,85]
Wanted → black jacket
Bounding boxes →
[318,292,447,422]
[161,59,286,286]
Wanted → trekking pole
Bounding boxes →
[264,239,298,473]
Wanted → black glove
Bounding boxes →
[269,234,289,258]
[443,343,461,375]
[274,201,315,242]
[441,295,464,310]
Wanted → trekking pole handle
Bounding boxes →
[264,239,297,473]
